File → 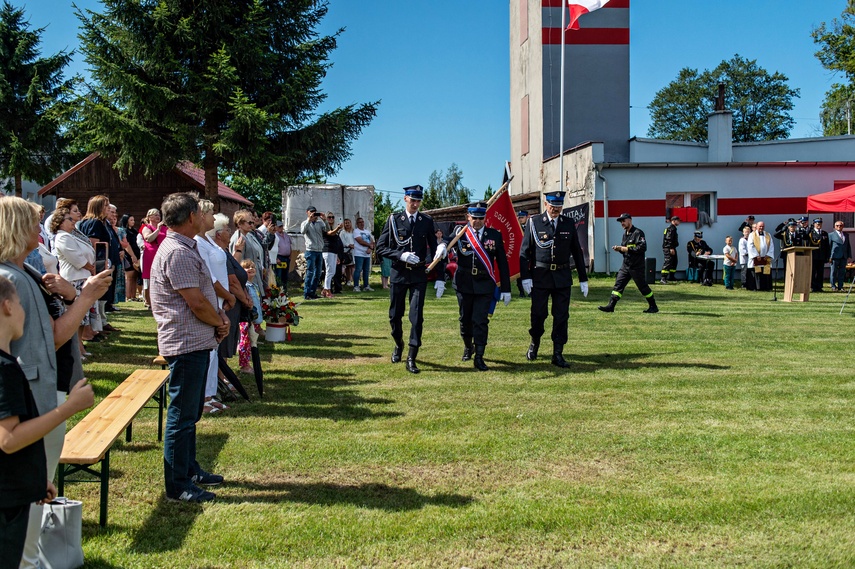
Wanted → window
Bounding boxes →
[665,192,717,221]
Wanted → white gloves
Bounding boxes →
[521,279,533,295]
[434,243,447,261]
[500,292,511,306]
[434,280,445,298]
[400,252,420,265]
[580,281,589,298]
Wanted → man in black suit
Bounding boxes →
[519,191,589,369]
[452,202,511,371]
[376,185,445,373]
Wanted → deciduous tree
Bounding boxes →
[647,55,798,143]
[813,3,855,135]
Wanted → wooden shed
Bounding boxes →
[37,153,253,222]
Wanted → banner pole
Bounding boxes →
[425,175,514,273]
[558,1,567,195]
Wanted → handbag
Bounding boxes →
[38,497,84,569]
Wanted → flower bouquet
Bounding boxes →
[262,283,299,342]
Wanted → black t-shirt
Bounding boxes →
[0,349,47,508]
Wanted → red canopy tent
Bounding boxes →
[807,183,855,212]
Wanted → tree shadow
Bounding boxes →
[129,432,229,553]
[219,480,474,511]
[225,377,403,422]
[267,331,385,359]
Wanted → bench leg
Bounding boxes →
[157,383,166,442]
[100,451,110,528]
[125,423,132,443]
[58,464,65,497]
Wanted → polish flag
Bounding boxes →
[567,0,611,30]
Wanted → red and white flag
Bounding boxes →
[485,189,523,281]
[567,0,611,30]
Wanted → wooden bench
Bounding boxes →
[58,369,170,527]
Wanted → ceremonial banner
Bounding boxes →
[485,189,523,280]
[562,203,590,269]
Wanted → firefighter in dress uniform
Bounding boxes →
[659,215,680,284]
[806,218,830,292]
[519,191,589,369]
[452,202,512,371]
[376,185,445,374]
[599,213,659,313]
[779,219,802,273]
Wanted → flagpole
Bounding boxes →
[558,1,567,199]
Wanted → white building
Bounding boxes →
[509,0,855,274]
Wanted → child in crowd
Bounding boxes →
[723,235,737,290]
[239,260,263,374]
[0,276,94,567]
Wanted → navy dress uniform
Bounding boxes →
[519,191,589,368]
[452,203,512,371]
[599,213,659,313]
[376,185,442,373]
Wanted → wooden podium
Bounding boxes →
[781,246,817,302]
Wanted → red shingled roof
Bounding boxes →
[174,161,252,206]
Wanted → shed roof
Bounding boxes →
[38,153,253,206]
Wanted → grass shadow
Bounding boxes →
[670,312,725,318]
[220,480,474,511]
[129,432,229,553]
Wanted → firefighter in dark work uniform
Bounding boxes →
[376,184,445,374]
[519,191,589,369]
[659,215,680,284]
[599,213,659,313]
[686,230,714,286]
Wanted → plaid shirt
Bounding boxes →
[151,231,218,357]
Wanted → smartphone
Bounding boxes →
[95,242,110,273]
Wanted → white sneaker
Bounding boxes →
[353,286,361,292]
[364,286,374,292]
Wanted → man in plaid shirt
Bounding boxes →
[151,193,230,503]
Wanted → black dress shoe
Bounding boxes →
[551,354,570,368]
[526,342,539,361]
[391,345,403,363]
[406,358,420,374]
[473,356,488,372]
[461,347,473,362]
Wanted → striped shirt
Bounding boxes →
[151,231,218,357]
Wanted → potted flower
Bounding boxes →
[262,283,299,342]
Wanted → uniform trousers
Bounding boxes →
[529,285,571,346]
[811,257,825,291]
[613,265,652,297]
[389,281,427,347]
[456,292,492,346]
[662,248,677,276]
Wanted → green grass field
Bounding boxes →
[72,276,855,568]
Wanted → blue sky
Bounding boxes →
[19,1,851,201]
